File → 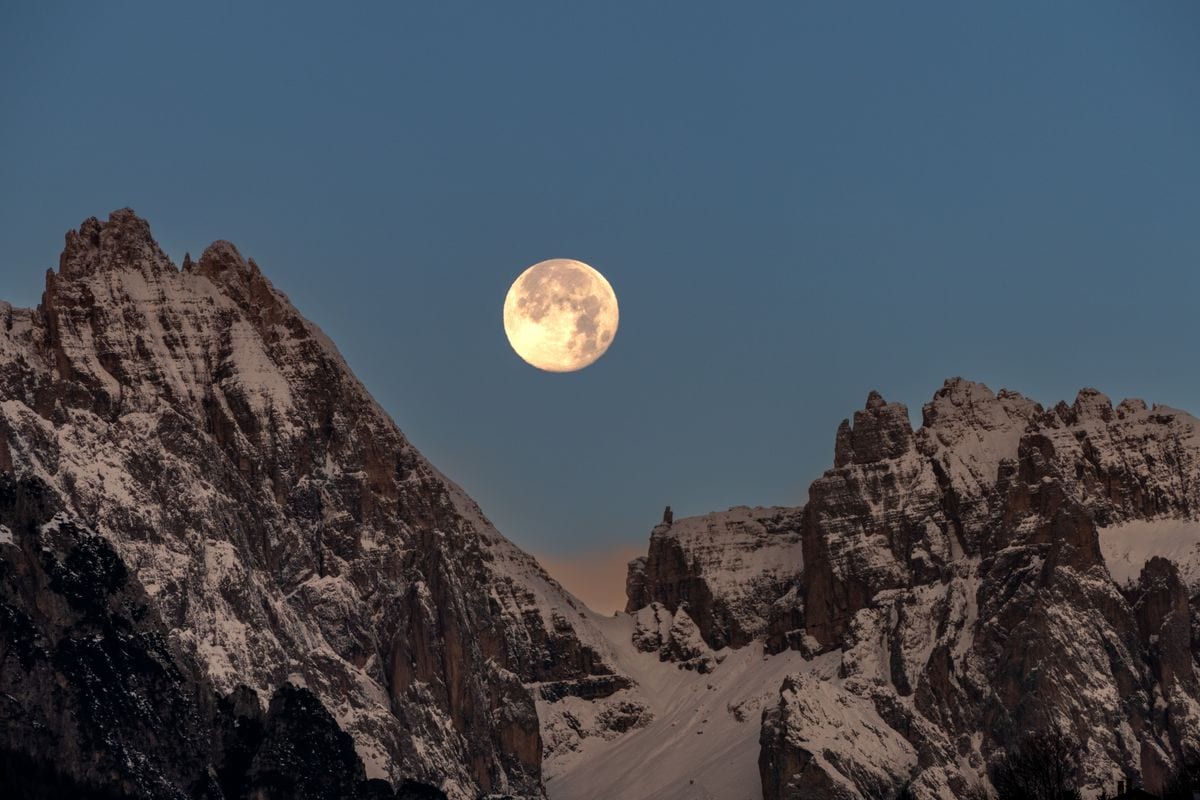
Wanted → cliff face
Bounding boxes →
[0,472,437,800]
[625,506,804,651]
[0,210,625,799]
[0,474,215,799]
[626,378,1200,798]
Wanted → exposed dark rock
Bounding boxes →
[1132,557,1195,696]
[0,475,214,799]
[240,683,383,800]
[625,555,649,613]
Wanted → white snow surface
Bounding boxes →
[1099,517,1200,588]
[542,609,830,800]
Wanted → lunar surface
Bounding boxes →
[503,258,619,372]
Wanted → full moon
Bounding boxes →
[503,259,619,372]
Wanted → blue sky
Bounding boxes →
[2,3,1198,568]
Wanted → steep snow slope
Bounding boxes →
[542,609,828,800]
[1100,519,1200,588]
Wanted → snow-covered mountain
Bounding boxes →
[0,210,628,799]
[5,210,1200,799]
[624,378,1200,798]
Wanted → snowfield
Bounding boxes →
[542,609,833,800]
[1099,518,1200,588]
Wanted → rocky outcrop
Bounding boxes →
[1037,389,1200,524]
[1132,557,1196,697]
[759,674,917,800]
[0,210,626,799]
[625,555,649,612]
[834,390,916,467]
[624,506,804,651]
[630,601,718,672]
[803,392,950,650]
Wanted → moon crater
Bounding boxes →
[504,259,619,372]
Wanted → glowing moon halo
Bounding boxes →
[503,259,619,372]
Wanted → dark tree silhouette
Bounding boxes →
[990,728,1082,800]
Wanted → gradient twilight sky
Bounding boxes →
[2,4,1199,592]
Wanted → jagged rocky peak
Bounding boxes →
[919,377,1040,439]
[192,238,270,294]
[914,378,1042,499]
[1116,396,1148,418]
[34,208,314,422]
[764,380,1200,798]
[56,207,174,280]
[194,238,247,273]
[53,208,262,291]
[833,389,914,467]
[1073,387,1115,421]
[1049,386,1117,425]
